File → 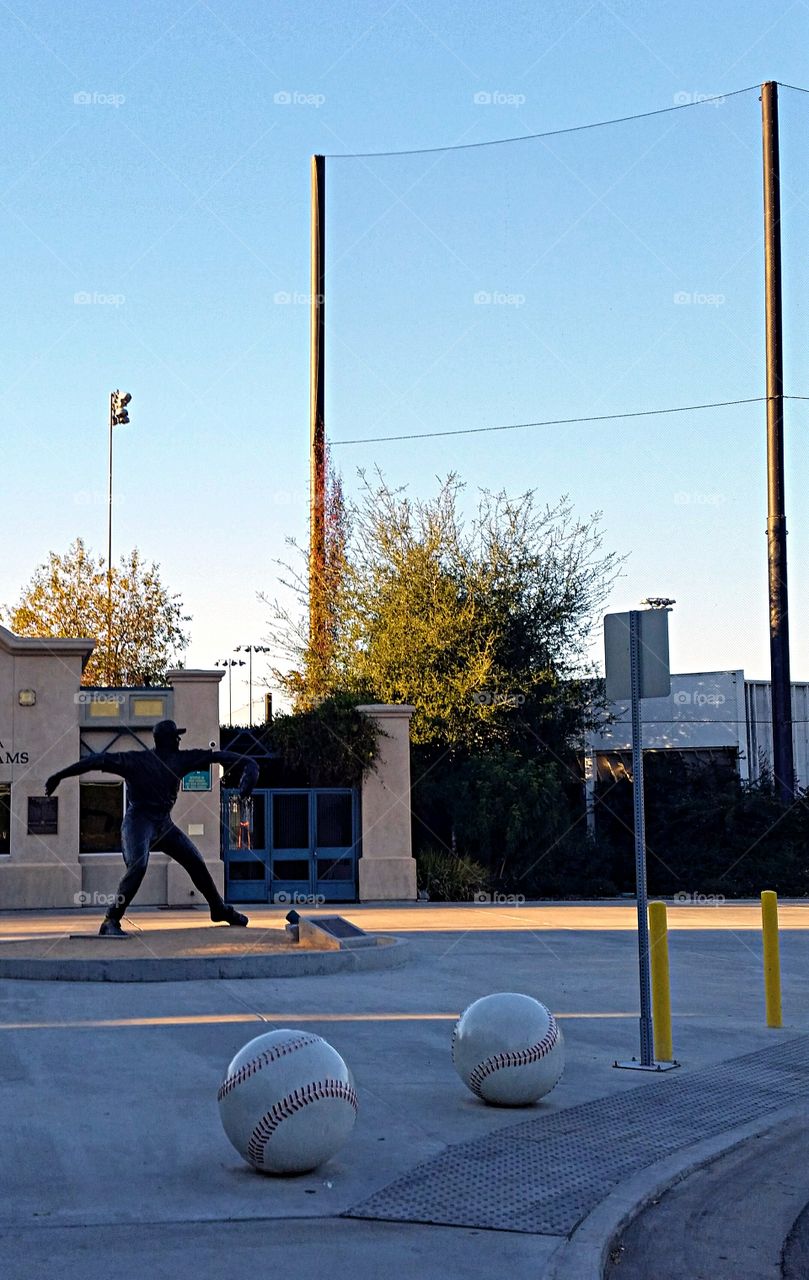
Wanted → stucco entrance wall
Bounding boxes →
[0,627,93,907]
[0,624,225,911]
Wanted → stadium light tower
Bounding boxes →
[107,390,131,682]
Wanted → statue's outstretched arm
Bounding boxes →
[45,754,119,796]
[209,751,260,798]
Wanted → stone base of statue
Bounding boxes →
[0,919,407,982]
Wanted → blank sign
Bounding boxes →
[604,610,671,701]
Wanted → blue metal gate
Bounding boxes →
[222,787,359,904]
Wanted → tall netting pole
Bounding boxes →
[761,82,794,802]
[309,154,327,657]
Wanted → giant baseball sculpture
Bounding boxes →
[218,1030,358,1173]
[452,992,564,1106]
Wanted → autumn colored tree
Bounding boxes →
[5,538,190,686]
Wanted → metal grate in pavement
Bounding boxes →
[345,1034,809,1235]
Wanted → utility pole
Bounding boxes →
[107,391,131,684]
[310,154,326,658]
[761,81,794,802]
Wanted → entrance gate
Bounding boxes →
[222,787,359,904]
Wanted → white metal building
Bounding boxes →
[584,670,809,827]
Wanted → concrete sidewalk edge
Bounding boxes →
[546,1100,809,1280]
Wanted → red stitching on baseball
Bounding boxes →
[217,1034,320,1102]
[467,1014,560,1098]
[246,1080,359,1168]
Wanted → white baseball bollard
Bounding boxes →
[218,1030,358,1173]
[452,992,564,1106]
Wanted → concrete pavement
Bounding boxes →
[2,902,809,1278]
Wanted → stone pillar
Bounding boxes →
[356,704,417,901]
[165,668,225,905]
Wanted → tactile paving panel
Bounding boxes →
[346,1035,809,1235]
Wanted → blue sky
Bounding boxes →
[1,0,808,720]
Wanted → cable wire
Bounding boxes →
[334,396,809,447]
[325,85,761,159]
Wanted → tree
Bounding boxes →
[265,470,622,886]
[5,538,190,686]
[269,471,620,754]
[265,470,621,886]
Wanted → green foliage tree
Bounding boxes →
[4,538,190,686]
[270,470,620,756]
[266,470,622,887]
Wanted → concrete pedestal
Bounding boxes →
[357,704,417,902]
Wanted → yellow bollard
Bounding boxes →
[649,900,674,1062]
[761,890,783,1028]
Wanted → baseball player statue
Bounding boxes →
[46,719,259,937]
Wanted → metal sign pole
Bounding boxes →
[610,606,678,1072]
[629,609,654,1066]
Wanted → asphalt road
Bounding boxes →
[606,1114,809,1280]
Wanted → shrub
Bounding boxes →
[416,848,489,901]
[270,692,383,787]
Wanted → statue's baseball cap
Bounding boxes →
[153,719,186,741]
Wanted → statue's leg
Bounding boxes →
[104,810,153,924]
[158,824,247,924]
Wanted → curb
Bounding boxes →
[0,935,409,982]
[545,1101,808,1280]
